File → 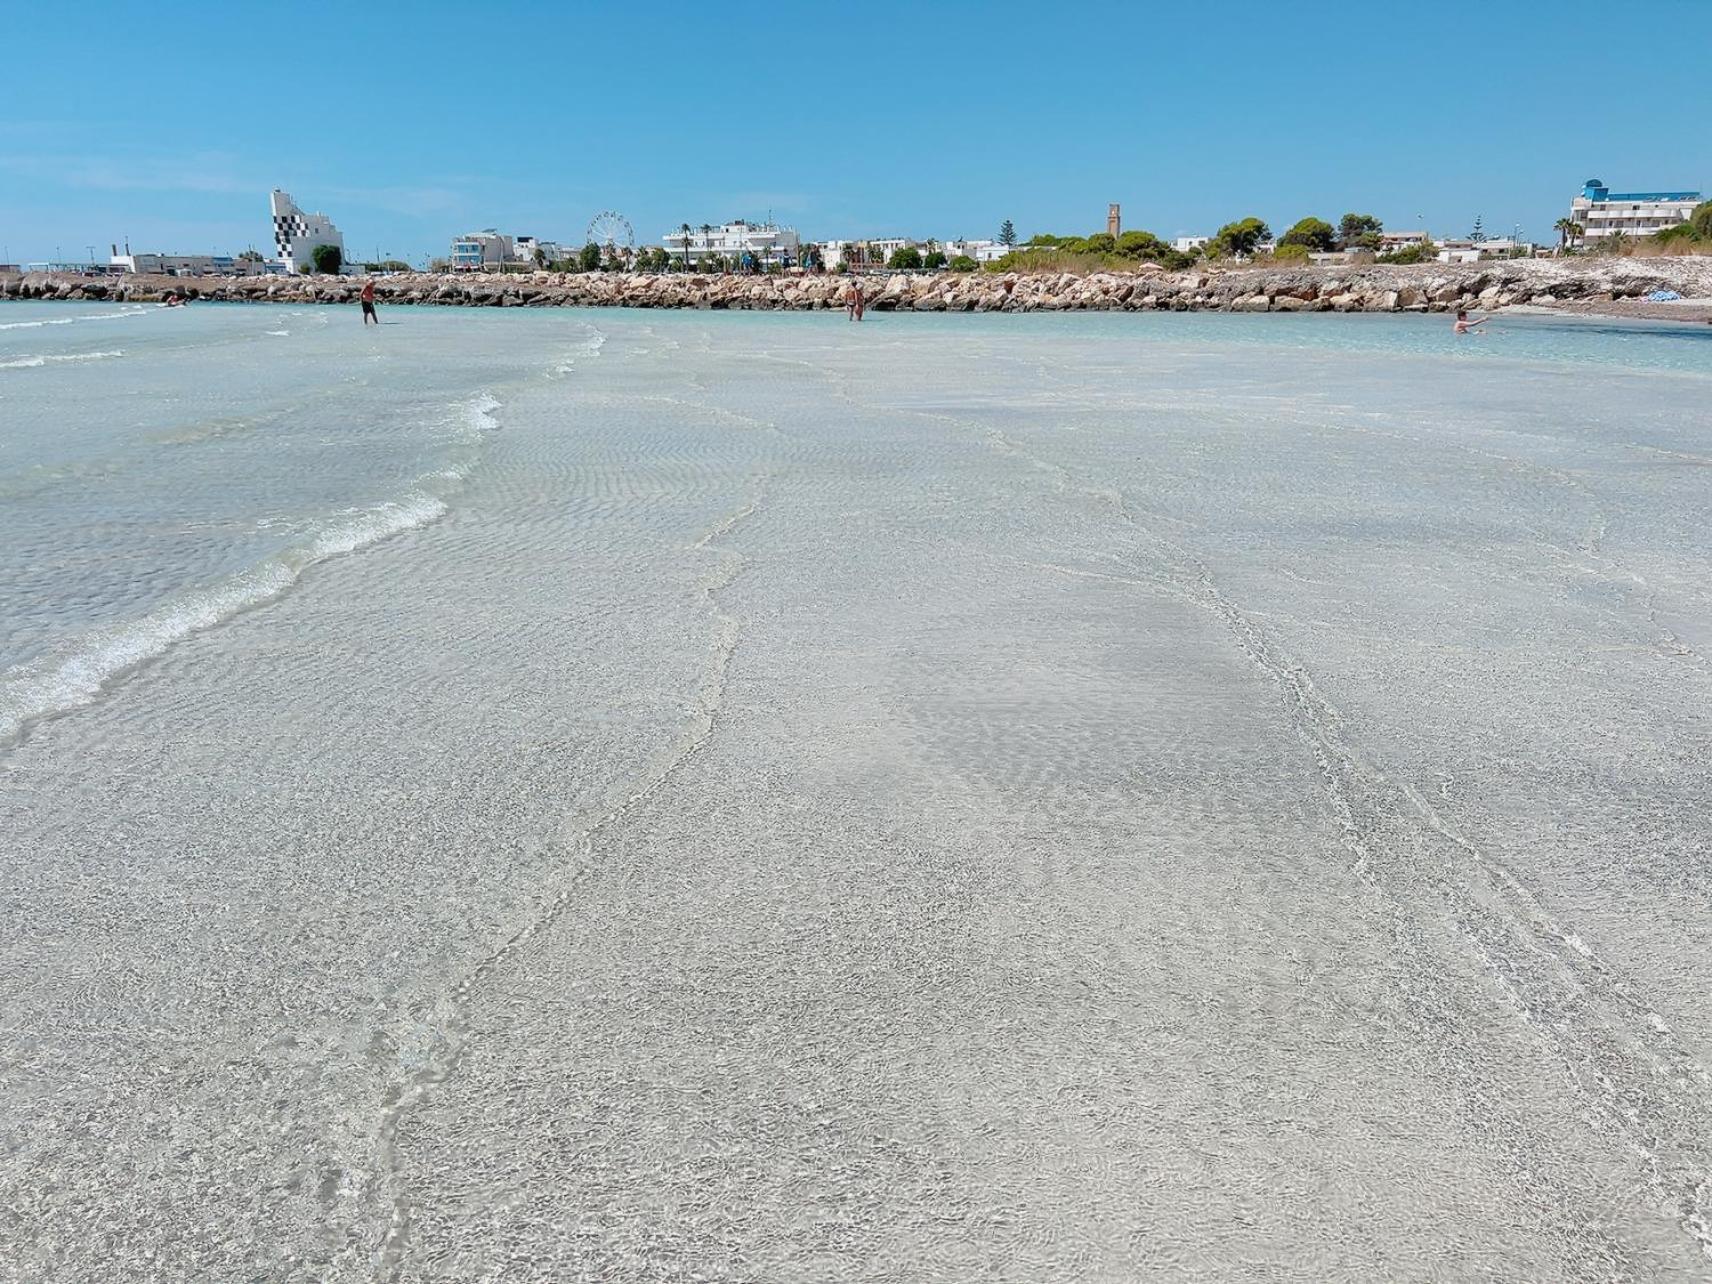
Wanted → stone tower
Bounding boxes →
[1107,203,1121,239]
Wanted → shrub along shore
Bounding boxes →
[6,257,1710,318]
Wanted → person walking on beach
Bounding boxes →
[360,278,378,326]
[1453,309,1488,335]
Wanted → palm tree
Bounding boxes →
[1553,217,1583,252]
[678,222,692,272]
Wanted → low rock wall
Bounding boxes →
[5,258,1708,315]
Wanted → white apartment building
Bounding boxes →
[817,240,851,269]
[943,239,1011,264]
[450,230,515,269]
[271,189,343,273]
[661,220,801,268]
[1173,236,1210,254]
[512,236,567,265]
[1570,179,1701,241]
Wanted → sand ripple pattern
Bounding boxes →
[2,308,1712,1282]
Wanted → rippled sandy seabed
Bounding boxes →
[3,301,1712,1282]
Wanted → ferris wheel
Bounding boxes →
[586,211,635,250]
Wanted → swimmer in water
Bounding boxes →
[1453,309,1488,335]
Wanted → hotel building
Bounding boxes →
[1569,179,1701,242]
[661,221,801,268]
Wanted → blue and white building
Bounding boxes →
[1569,179,1701,242]
[450,230,514,269]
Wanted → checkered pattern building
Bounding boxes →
[270,190,343,273]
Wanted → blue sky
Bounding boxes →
[2,0,1706,264]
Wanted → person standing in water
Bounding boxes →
[846,277,865,322]
[360,278,378,326]
[1453,309,1488,335]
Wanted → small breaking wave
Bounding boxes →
[449,391,500,443]
[0,349,125,370]
[547,328,606,378]
[0,307,149,331]
[0,390,503,747]
[0,491,448,745]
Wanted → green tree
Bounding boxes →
[999,219,1016,247]
[1670,201,1712,243]
[237,248,263,263]
[309,243,343,275]
[1115,229,1169,259]
[923,249,948,270]
[1553,217,1583,250]
[1280,218,1337,252]
[579,242,602,272]
[678,222,692,271]
[1207,217,1271,258]
[949,255,978,272]
[1336,213,1383,250]
[887,246,924,270]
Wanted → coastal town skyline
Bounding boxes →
[3,0,1707,265]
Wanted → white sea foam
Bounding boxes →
[0,307,147,331]
[548,333,603,378]
[0,350,125,370]
[266,329,291,337]
[0,488,452,745]
[0,378,502,743]
[448,391,501,443]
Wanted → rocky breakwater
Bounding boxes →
[6,256,1708,316]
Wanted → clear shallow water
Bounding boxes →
[2,300,1711,1281]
